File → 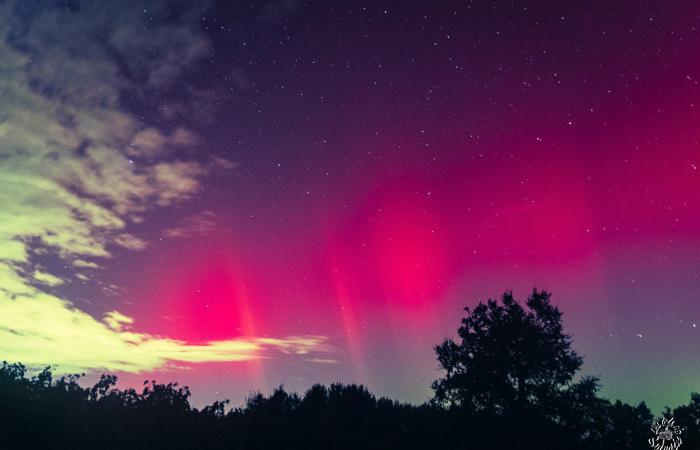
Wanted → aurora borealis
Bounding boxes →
[1,0,700,412]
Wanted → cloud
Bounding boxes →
[128,128,168,158]
[33,271,64,287]
[104,311,134,331]
[128,127,204,158]
[0,1,331,374]
[113,234,149,251]
[72,259,101,269]
[163,210,220,238]
[171,127,203,147]
[0,289,330,374]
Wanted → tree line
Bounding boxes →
[0,290,697,449]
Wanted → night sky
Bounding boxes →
[1,0,700,412]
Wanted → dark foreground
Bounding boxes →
[0,363,697,450]
[1,291,697,450]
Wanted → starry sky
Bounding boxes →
[1,0,700,412]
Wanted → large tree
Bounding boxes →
[432,289,585,415]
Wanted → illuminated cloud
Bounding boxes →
[33,271,65,287]
[0,1,330,373]
[0,289,329,374]
[72,260,101,269]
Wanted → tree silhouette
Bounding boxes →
[432,289,585,415]
[0,289,694,450]
[668,393,700,449]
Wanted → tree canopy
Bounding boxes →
[433,289,583,414]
